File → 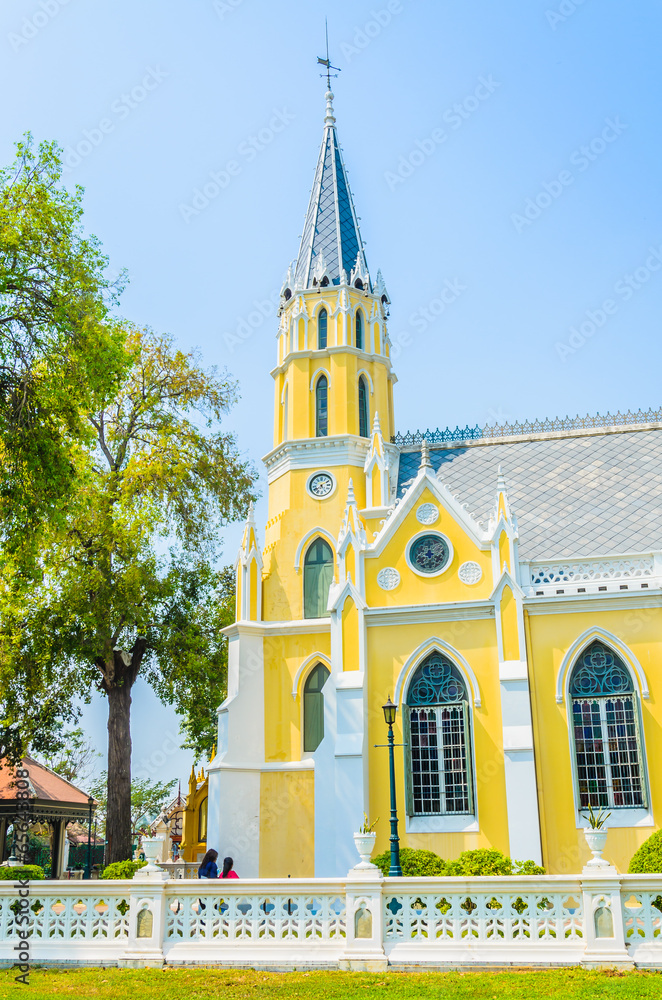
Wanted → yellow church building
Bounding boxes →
[206,86,661,878]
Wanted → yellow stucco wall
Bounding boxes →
[259,770,315,876]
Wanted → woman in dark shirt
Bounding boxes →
[198,848,219,879]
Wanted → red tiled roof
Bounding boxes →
[0,757,94,806]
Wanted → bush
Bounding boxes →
[373,848,446,877]
[99,859,147,880]
[0,865,45,880]
[628,829,662,874]
[445,849,545,877]
[372,846,545,878]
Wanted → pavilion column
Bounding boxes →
[0,819,7,863]
[51,820,67,879]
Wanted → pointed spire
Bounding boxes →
[419,438,432,470]
[346,477,356,505]
[371,411,382,435]
[293,87,369,290]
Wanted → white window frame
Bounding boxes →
[405,530,454,579]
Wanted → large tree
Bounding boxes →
[18,328,256,861]
[0,134,127,550]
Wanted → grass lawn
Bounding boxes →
[0,968,661,999]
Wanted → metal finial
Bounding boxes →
[317,18,340,123]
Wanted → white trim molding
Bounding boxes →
[309,367,331,391]
[292,652,332,698]
[394,637,482,709]
[294,527,338,572]
[555,626,650,703]
[357,368,374,394]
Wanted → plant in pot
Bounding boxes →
[353,814,379,868]
[582,804,611,869]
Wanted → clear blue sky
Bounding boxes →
[2,0,660,793]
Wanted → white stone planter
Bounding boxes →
[584,827,609,869]
[137,836,167,879]
[352,831,377,870]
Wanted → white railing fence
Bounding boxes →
[0,872,660,969]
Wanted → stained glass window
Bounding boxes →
[358,376,369,438]
[315,375,328,437]
[409,534,450,574]
[570,641,646,809]
[303,538,333,619]
[318,309,328,350]
[355,310,364,350]
[303,663,330,752]
[406,652,473,816]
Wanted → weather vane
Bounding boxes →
[317,19,340,90]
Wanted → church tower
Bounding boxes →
[262,87,398,622]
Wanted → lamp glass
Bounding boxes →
[382,697,397,726]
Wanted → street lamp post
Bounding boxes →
[382,696,403,877]
[84,796,94,880]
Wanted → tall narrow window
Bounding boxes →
[318,308,328,349]
[355,310,364,350]
[406,651,473,816]
[304,662,330,751]
[315,375,328,437]
[570,641,645,809]
[358,376,369,438]
[198,797,208,842]
[303,538,333,618]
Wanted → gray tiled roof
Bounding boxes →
[396,429,662,559]
[294,120,367,288]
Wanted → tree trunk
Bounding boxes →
[105,678,133,864]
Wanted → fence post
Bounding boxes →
[120,874,169,968]
[580,874,633,969]
[339,867,387,971]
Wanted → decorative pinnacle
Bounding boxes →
[497,465,507,491]
[420,438,432,470]
[246,501,255,524]
[346,477,356,505]
[324,89,336,127]
[371,411,382,435]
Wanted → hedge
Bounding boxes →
[99,859,147,880]
[372,847,545,878]
[0,865,45,880]
[628,829,662,874]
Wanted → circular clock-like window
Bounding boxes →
[307,471,335,499]
[407,532,452,576]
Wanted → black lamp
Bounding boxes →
[381,694,402,877]
[382,695,397,726]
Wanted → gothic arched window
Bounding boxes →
[318,309,328,350]
[303,538,333,619]
[303,662,330,752]
[315,375,328,437]
[198,797,208,842]
[358,375,369,438]
[355,310,364,350]
[405,651,473,816]
[570,641,646,809]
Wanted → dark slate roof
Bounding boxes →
[294,108,368,288]
[396,428,662,559]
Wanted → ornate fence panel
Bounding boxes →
[0,874,659,967]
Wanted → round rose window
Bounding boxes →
[408,534,450,574]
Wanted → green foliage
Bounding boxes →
[89,774,176,838]
[373,847,545,878]
[373,848,447,877]
[628,828,662,873]
[33,724,100,785]
[0,864,44,880]
[99,859,147,880]
[0,133,128,544]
